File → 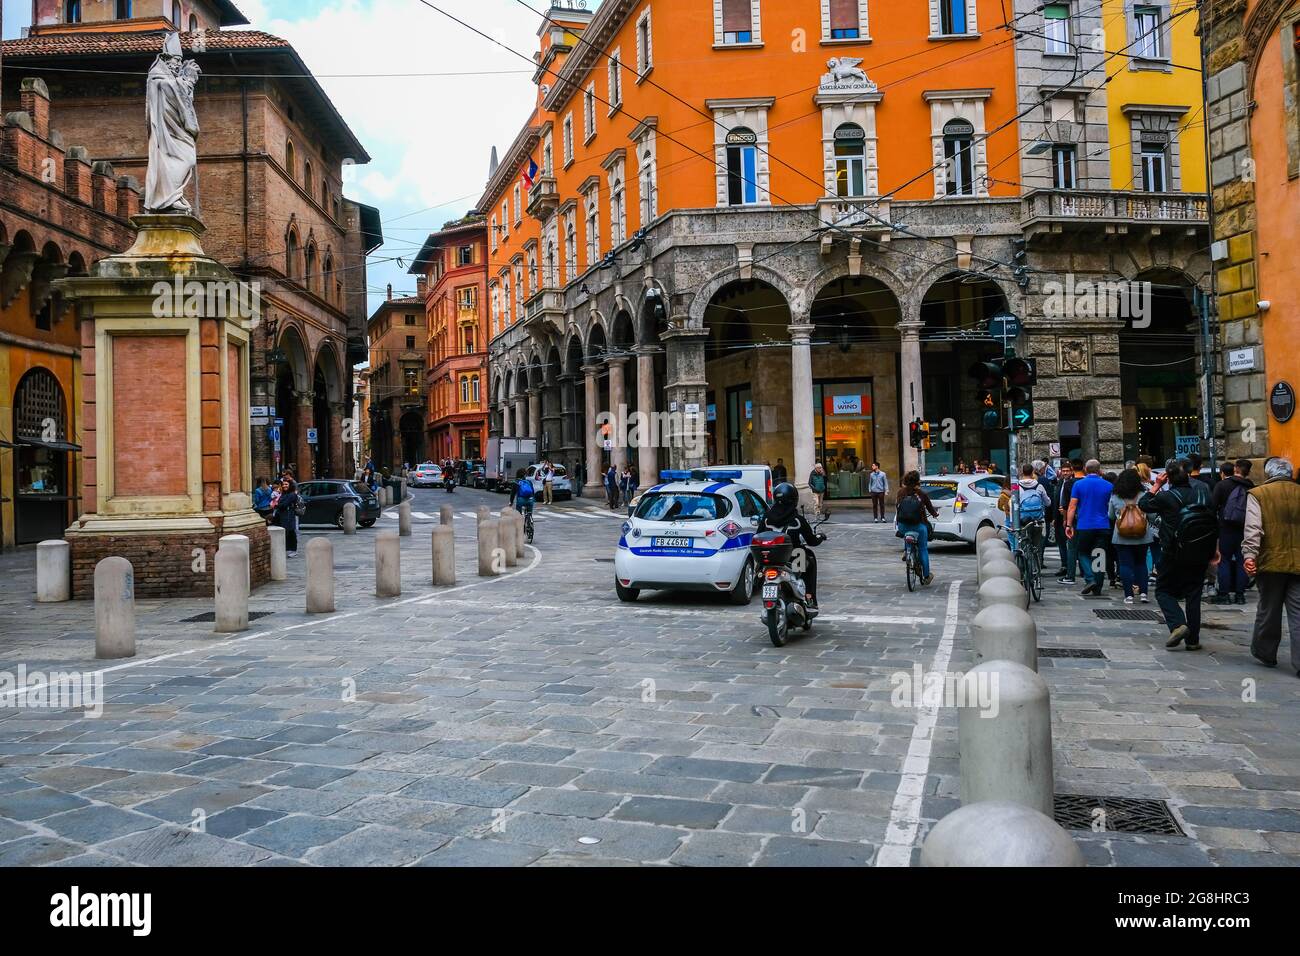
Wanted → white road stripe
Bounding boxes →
[458,512,478,520]
[876,579,964,868]
[411,512,435,521]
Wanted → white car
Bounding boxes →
[919,474,1008,546]
[411,462,444,488]
[525,464,573,500]
[614,470,769,604]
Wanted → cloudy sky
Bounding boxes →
[3,0,591,314]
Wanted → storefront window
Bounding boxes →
[814,381,875,499]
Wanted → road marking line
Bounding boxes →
[0,546,545,704]
[876,578,964,868]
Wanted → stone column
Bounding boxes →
[296,394,315,480]
[899,319,925,476]
[582,365,603,496]
[607,357,628,471]
[528,387,543,446]
[515,396,529,439]
[502,400,513,439]
[635,346,661,490]
[789,323,816,495]
[662,325,709,470]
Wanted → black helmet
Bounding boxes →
[772,482,798,508]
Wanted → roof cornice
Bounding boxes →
[478,120,541,211]
[542,0,640,114]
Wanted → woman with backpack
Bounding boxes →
[896,471,940,586]
[1110,468,1155,605]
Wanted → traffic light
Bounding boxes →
[1003,356,1037,388]
[921,421,933,451]
[978,390,1002,430]
[969,358,1005,390]
[1004,356,1035,428]
[1011,238,1029,289]
[909,419,923,449]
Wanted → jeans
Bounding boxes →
[1216,528,1247,597]
[1055,518,1070,569]
[898,521,931,578]
[871,493,886,520]
[1073,528,1109,586]
[1156,562,1204,644]
[282,515,299,553]
[1251,573,1300,670]
[1116,543,1149,597]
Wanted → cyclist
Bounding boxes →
[757,482,826,608]
[896,471,939,586]
[511,467,537,533]
[1012,464,1051,563]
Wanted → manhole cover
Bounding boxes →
[1094,609,1164,622]
[1039,648,1107,660]
[180,611,276,624]
[1054,794,1184,835]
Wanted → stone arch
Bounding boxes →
[609,309,636,354]
[40,241,64,265]
[636,280,670,345]
[277,324,312,394]
[67,251,88,276]
[803,260,909,318]
[910,262,1017,318]
[689,263,801,328]
[586,321,608,363]
[313,339,345,404]
[564,331,585,376]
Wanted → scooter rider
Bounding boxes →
[758,482,826,607]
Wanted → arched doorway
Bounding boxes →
[12,368,74,544]
[273,327,310,477]
[809,276,902,493]
[703,279,790,466]
[1121,271,1201,465]
[920,273,1010,473]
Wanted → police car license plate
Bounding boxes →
[654,537,690,548]
[762,585,779,600]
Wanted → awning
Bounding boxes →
[17,438,82,453]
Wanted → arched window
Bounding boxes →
[322,255,335,304]
[610,177,626,246]
[285,141,297,181]
[286,230,299,279]
[304,244,318,293]
[66,0,82,23]
[564,219,577,284]
[171,1,182,28]
[304,161,314,196]
[545,240,557,288]
[833,123,867,198]
[725,126,759,206]
[639,149,656,223]
[943,118,975,196]
[189,14,198,32]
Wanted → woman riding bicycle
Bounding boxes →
[896,471,939,586]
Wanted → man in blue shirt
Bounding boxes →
[1067,459,1113,597]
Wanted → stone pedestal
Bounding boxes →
[58,214,269,599]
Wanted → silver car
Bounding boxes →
[919,474,1008,546]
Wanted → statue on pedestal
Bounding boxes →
[144,32,201,215]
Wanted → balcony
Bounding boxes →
[523,285,566,340]
[1021,189,1208,241]
[526,175,559,221]
[817,197,892,253]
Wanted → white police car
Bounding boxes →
[614,470,769,604]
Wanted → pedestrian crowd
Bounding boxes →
[253,467,302,558]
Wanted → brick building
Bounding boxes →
[0,76,139,550]
[3,6,381,485]
[366,288,426,472]
[410,216,489,464]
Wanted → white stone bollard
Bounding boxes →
[94,557,136,660]
[375,531,401,597]
[979,556,1021,588]
[268,526,288,582]
[978,539,1010,563]
[36,540,71,603]
[976,524,1001,545]
[306,537,335,613]
[979,575,1029,612]
[499,511,519,568]
[972,604,1038,671]
[440,505,454,527]
[432,526,456,586]
[399,477,407,501]
[219,533,250,579]
[214,546,250,634]
[921,801,1082,867]
[382,485,392,507]
[478,519,501,577]
[476,506,489,526]
[399,499,412,537]
[959,659,1054,817]
[342,502,357,536]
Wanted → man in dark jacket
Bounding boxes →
[1140,462,1216,651]
[1211,459,1254,605]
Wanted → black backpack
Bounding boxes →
[1167,486,1218,568]
[1221,481,1249,530]
[896,493,924,525]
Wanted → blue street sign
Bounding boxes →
[307,428,319,445]
[987,312,1021,340]
[268,426,281,442]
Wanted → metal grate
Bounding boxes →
[180,611,276,623]
[1054,794,1184,835]
[1039,647,1107,660]
[14,368,66,441]
[1094,609,1164,622]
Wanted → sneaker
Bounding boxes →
[1059,578,1077,586]
[1124,596,1134,605]
[1166,624,1190,649]
[923,574,934,586]
[1140,593,1150,603]
[1081,582,1103,597]
[1209,595,1232,606]
[286,552,297,558]
[1234,593,1247,606]
[1184,641,1203,652]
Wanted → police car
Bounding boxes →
[614,470,769,604]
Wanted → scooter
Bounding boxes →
[750,516,825,647]
[443,473,456,493]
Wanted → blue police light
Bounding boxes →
[693,469,744,481]
[659,470,693,482]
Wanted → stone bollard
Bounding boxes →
[375,531,401,597]
[399,500,412,537]
[959,659,1054,817]
[342,502,357,536]
[268,526,288,582]
[921,802,1082,867]
[432,526,456,586]
[972,604,1038,671]
[306,537,335,613]
[214,546,250,634]
[36,540,71,603]
[979,556,1021,588]
[499,511,519,568]
[219,533,251,580]
[975,524,1001,546]
[476,505,489,526]
[979,575,1029,612]
[94,557,136,660]
[440,505,455,527]
[478,519,501,577]
[978,539,1010,563]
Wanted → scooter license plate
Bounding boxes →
[762,585,779,600]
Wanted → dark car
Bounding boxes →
[298,479,381,528]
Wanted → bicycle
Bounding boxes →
[1012,519,1045,603]
[522,506,535,544]
[903,530,926,592]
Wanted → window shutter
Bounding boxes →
[830,0,859,30]
[722,0,751,32]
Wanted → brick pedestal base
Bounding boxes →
[69,522,271,600]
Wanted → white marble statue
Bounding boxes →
[144,32,202,215]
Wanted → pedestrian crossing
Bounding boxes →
[380,506,624,523]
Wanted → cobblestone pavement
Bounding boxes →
[0,488,1297,866]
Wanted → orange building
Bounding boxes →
[411,216,489,463]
